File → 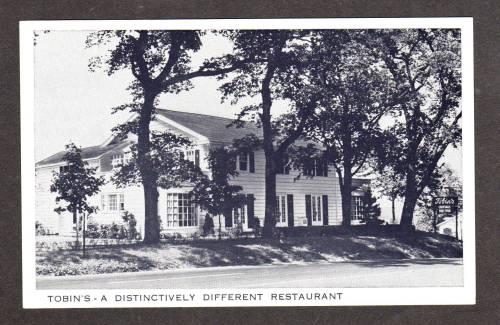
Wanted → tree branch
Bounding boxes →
[163,59,250,88]
[131,31,153,85]
[154,32,183,83]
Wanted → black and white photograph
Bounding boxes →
[20,18,475,308]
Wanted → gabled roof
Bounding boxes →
[36,109,262,167]
[36,141,130,167]
[156,109,261,144]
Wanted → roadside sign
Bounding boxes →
[432,196,459,240]
[432,197,459,206]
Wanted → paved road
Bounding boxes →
[37,258,463,289]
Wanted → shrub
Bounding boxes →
[35,221,47,236]
[84,223,128,239]
[253,217,261,237]
[85,222,101,238]
[122,211,140,239]
[190,232,201,240]
[202,214,215,236]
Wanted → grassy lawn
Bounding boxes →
[36,232,462,276]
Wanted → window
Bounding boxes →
[275,195,287,225]
[312,195,322,222]
[112,153,131,168]
[101,194,106,211]
[302,158,328,177]
[239,153,248,171]
[233,206,246,227]
[306,195,323,225]
[351,196,364,220]
[276,157,290,175]
[108,194,118,211]
[166,193,198,227]
[100,193,125,212]
[237,152,255,173]
[119,194,125,211]
[183,149,200,167]
[59,165,70,173]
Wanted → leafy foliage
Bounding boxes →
[111,131,202,189]
[87,30,251,243]
[373,29,462,227]
[50,143,106,217]
[361,188,383,226]
[415,164,463,231]
[216,30,321,236]
[191,145,247,218]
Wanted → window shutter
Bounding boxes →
[305,195,312,226]
[249,152,255,173]
[324,160,328,177]
[322,195,329,225]
[195,150,200,167]
[247,194,255,228]
[224,209,233,228]
[230,156,237,171]
[287,194,294,227]
[315,159,322,176]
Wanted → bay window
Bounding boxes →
[166,193,198,227]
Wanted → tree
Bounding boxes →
[218,30,318,237]
[371,166,404,224]
[191,145,248,240]
[415,164,462,232]
[361,187,382,226]
[376,29,462,230]
[86,30,249,243]
[111,131,200,188]
[303,30,394,226]
[50,143,105,255]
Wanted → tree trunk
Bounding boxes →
[391,197,396,224]
[142,180,160,243]
[260,63,278,238]
[73,210,79,248]
[340,113,353,227]
[340,169,352,227]
[262,151,277,238]
[400,171,418,231]
[137,90,161,244]
[218,214,221,240]
[82,213,86,258]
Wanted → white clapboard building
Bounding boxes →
[35,109,369,236]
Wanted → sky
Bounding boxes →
[33,30,463,220]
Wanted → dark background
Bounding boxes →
[1,0,499,324]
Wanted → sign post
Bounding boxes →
[432,196,459,239]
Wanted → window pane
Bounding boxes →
[167,193,197,227]
[312,196,317,221]
[109,194,117,211]
[119,194,125,210]
[239,153,248,171]
[281,196,286,222]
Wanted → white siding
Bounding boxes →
[228,149,343,227]
[35,119,349,236]
[35,166,62,233]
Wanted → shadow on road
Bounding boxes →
[347,258,463,268]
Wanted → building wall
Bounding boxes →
[228,148,342,227]
[35,136,348,236]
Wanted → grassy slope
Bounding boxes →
[36,232,462,276]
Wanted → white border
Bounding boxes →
[20,18,475,308]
